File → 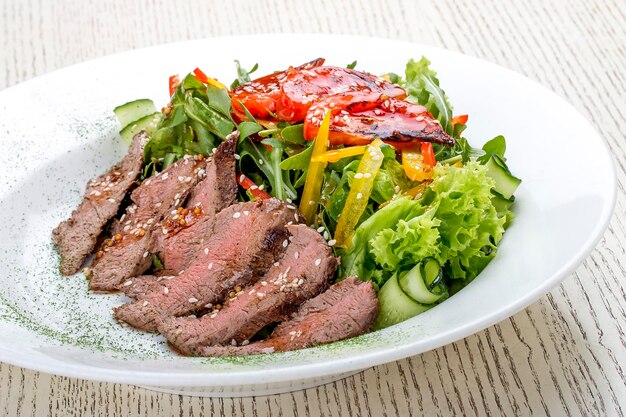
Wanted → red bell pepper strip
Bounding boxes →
[193,68,228,90]
[450,114,468,127]
[421,142,437,167]
[169,75,180,97]
[237,173,271,200]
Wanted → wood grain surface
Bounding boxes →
[1,0,625,415]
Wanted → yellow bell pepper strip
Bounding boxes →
[311,145,368,163]
[333,138,385,248]
[402,150,433,182]
[193,68,228,90]
[299,111,332,226]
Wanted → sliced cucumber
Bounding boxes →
[491,191,514,214]
[113,99,157,130]
[485,154,521,199]
[398,258,447,305]
[374,273,430,330]
[119,112,162,145]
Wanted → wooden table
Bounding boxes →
[2,0,625,415]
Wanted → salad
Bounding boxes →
[113,57,521,330]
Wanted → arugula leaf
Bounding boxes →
[347,60,357,69]
[237,121,263,141]
[404,57,454,136]
[279,143,313,170]
[230,60,259,90]
[238,137,297,200]
[478,135,506,163]
[279,124,306,145]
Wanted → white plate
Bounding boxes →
[0,34,616,397]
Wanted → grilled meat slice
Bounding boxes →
[197,277,379,356]
[114,199,300,331]
[52,132,147,275]
[151,133,238,273]
[160,224,337,354]
[87,154,207,291]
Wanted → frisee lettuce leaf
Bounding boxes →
[340,160,510,287]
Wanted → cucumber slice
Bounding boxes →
[113,99,157,130]
[119,112,162,145]
[374,273,431,330]
[398,259,447,305]
[491,191,514,214]
[485,154,521,199]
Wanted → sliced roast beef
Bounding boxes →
[87,155,207,291]
[114,199,300,331]
[197,277,379,357]
[52,132,147,275]
[160,224,337,355]
[118,275,171,299]
[150,133,238,273]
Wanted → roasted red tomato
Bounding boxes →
[275,67,406,122]
[231,58,325,121]
[303,92,456,147]
[231,61,406,124]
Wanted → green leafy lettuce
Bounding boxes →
[339,160,509,289]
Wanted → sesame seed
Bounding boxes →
[204,248,209,255]
[355,173,363,179]
[241,340,250,346]
[282,239,288,248]
[314,259,322,266]
[274,261,280,267]
[208,262,213,270]
[178,176,185,182]
[162,172,169,180]
[107,198,116,203]
[394,185,401,193]
[163,287,169,294]
[205,303,213,308]
[287,204,296,210]
[364,173,372,178]
[231,339,237,346]
[261,281,267,286]
[210,313,218,319]
[308,200,315,206]
[328,239,337,246]
[257,292,265,299]
[249,289,256,295]
[258,159,264,165]
[258,184,265,190]
[143,251,149,258]
[162,228,169,235]
[188,297,198,303]
[250,185,258,190]
[317,226,325,233]
[234,154,240,160]
[294,251,299,259]
[142,300,149,306]
[123,280,133,287]
[356,193,363,200]
[298,278,304,285]
[323,231,329,240]
[286,198,293,203]
[233,212,241,219]
[243,210,249,216]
